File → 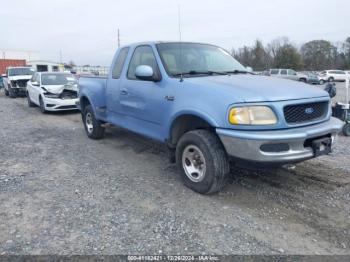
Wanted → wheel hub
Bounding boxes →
[182,145,206,182]
[85,112,94,133]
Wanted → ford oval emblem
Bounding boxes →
[305,107,314,114]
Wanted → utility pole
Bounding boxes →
[117,28,120,48]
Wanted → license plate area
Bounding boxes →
[311,137,332,157]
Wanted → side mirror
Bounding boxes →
[135,65,160,82]
[32,81,39,86]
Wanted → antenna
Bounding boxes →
[177,3,184,82]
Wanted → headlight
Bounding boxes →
[229,106,277,125]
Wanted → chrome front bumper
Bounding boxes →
[216,117,344,164]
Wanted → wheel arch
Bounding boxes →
[168,111,218,146]
[80,96,92,112]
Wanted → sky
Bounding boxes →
[1,0,349,66]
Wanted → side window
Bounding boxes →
[270,69,279,75]
[112,47,129,79]
[127,45,160,80]
[288,69,296,75]
[281,69,287,75]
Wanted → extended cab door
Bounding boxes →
[116,45,172,140]
[106,47,130,113]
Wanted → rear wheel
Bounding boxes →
[27,92,35,107]
[299,78,306,83]
[319,79,325,85]
[82,105,105,139]
[176,130,230,194]
[39,96,47,113]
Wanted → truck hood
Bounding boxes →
[8,75,32,81]
[185,75,328,103]
[43,84,78,94]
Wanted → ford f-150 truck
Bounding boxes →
[2,66,35,98]
[78,42,343,194]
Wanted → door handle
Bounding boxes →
[120,89,128,95]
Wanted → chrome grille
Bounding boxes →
[284,101,329,124]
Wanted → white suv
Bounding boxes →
[318,70,349,84]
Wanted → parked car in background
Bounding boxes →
[26,72,78,113]
[78,41,342,194]
[303,72,320,85]
[2,67,35,98]
[269,69,308,82]
[318,70,348,84]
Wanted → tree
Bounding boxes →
[250,40,271,71]
[300,40,337,70]
[232,46,253,67]
[68,60,76,67]
[344,37,350,69]
[273,43,303,70]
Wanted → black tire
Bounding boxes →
[328,77,334,82]
[39,96,47,113]
[343,123,350,136]
[27,92,35,107]
[319,79,325,85]
[175,129,230,194]
[299,78,306,83]
[9,88,16,98]
[82,105,105,139]
[4,88,9,96]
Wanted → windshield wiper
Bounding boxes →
[172,70,228,77]
[225,70,254,75]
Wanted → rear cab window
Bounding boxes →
[112,47,130,79]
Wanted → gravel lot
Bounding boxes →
[0,83,349,255]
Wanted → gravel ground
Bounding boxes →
[0,85,349,255]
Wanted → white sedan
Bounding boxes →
[26,72,79,113]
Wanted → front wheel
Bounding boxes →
[39,96,47,113]
[27,92,35,107]
[343,123,350,136]
[82,105,105,139]
[4,88,9,96]
[9,88,16,98]
[176,130,230,194]
[328,77,334,82]
[319,79,325,85]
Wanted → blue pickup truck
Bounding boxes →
[78,42,343,194]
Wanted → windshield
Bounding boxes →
[41,74,77,85]
[8,67,35,76]
[156,43,246,77]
